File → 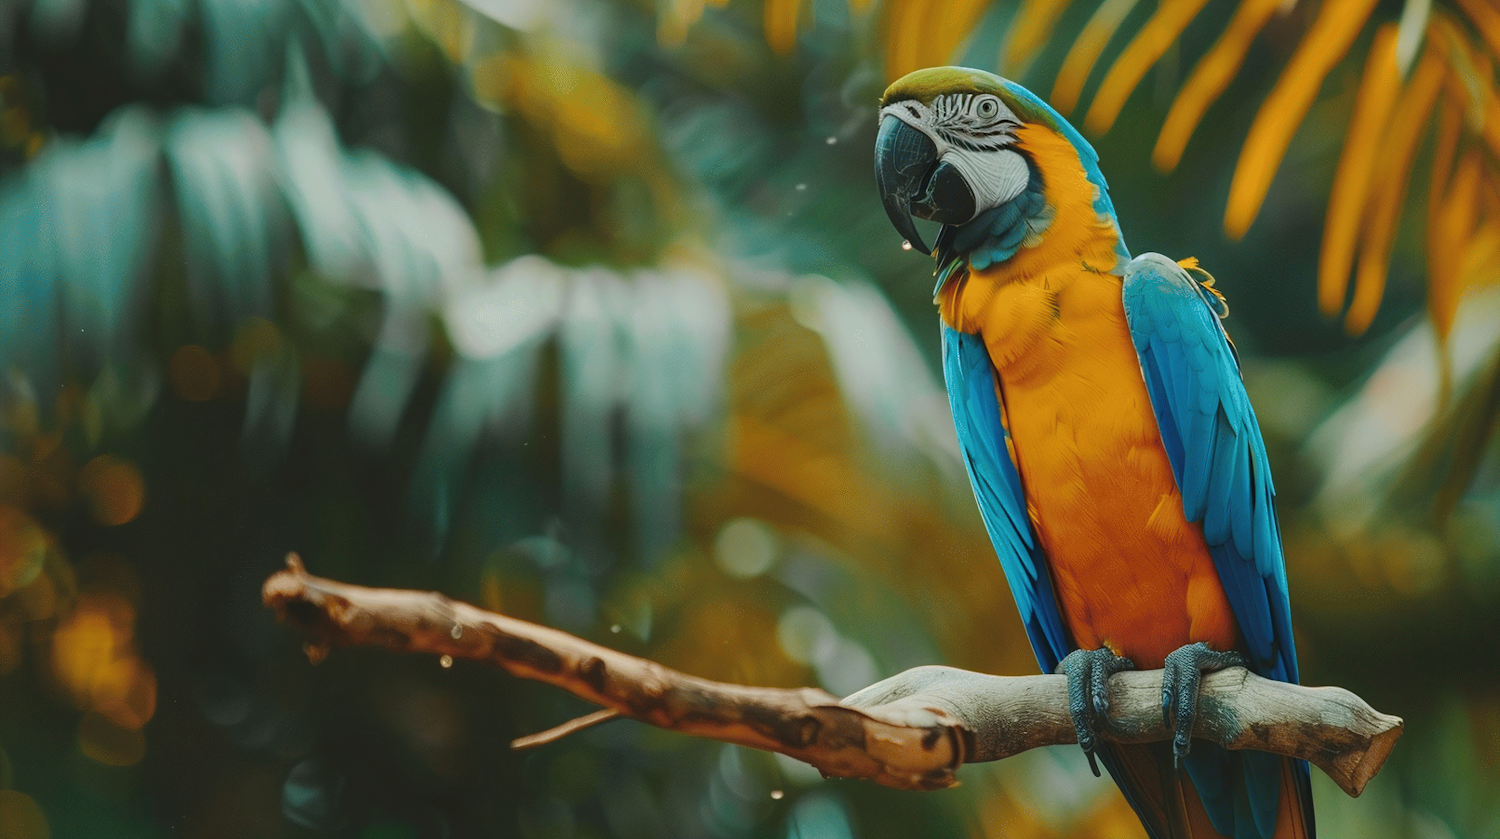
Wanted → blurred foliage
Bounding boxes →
[0,0,1498,838]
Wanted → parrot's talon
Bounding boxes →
[1160,642,1247,765]
[1056,647,1135,775]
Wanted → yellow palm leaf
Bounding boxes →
[1429,145,1480,349]
[1424,96,1461,294]
[1052,0,1142,116]
[1454,0,1500,58]
[884,0,928,81]
[1345,47,1446,335]
[1153,0,1281,171]
[1002,0,1079,77]
[1083,0,1213,135]
[1479,67,1500,160]
[884,0,990,81]
[1458,212,1500,289]
[765,0,801,55]
[1224,0,1380,239]
[1319,25,1401,319]
[1428,144,1482,403]
[930,0,991,73]
[658,0,706,45]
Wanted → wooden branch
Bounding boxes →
[261,555,1402,795]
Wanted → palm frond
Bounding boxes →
[1344,48,1444,335]
[1425,95,1464,326]
[1051,0,1140,116]
[165,108,284,330]
[765,0,802,55]
[637,0,1500,357]
[1151,0,1281,171]
[0,107,161,381]
[1429,148,1483,349]
[1001,0,1076,77]
[1082,0,1211,135]
[1319,25,1401,322]
[884,0,990,81]
[1454,0,1500,57]
[1224,0,1380,239]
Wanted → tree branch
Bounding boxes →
[261,554,1402,795]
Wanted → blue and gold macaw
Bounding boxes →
[873,67,1314,839]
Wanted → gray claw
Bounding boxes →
[1056,648,1136,777]
[1160,642,1247,765]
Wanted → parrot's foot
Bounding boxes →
[1056,647,1135,777]
[1160,642,1246,765]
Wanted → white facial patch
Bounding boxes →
[941,147,1028,211]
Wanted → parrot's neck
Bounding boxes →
[935,125,1126,327]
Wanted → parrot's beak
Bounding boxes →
[875,114,977,256]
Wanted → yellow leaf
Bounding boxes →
[1426,139,1482,402]
[1153,0,1281,171]
[472,51,654,182]
[1434,16,1489,130]
[658,0,707,45]
[1002,0,1079,78]
[925,0,989,74]
[1425,93,1462,289]
[407,0,473,64]
[884,0,927,81]
[1052,0,1142,116]
[765,0,800,55]
[1083,0,1213,135]
[1477,64,1500,162]
[1320,25,1401,319]
[1430,148,1481,345]
[1454,0,1500,59]
[884,0,988,81]
[1224,0,1380,239]
[1344,47,1444,335]
[1458,213,1500,289]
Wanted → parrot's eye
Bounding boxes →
[975,96,1000,120]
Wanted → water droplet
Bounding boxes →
[901,240,913,251]
[439,655,453,669]
[795,183,807,191]
[610,624,621,634]
[770,789,784,800]
[450,624,463,639]
[825,136,837,145]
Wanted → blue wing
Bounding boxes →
[941,324,1070,672]
[1122,254,1314,839]
[1120,254,1297,684]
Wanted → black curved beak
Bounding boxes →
[875,115,935,254]
[874,114,978,257]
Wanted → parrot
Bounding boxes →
[872,66,1314,839]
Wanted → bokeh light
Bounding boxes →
[0,790,49,839]
[77,456,145,526]
[168,345,221,402]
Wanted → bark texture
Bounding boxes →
[262,555,1402,795]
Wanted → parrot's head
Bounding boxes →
[874,67,1119,271]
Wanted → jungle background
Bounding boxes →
[2,0,1499,836]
